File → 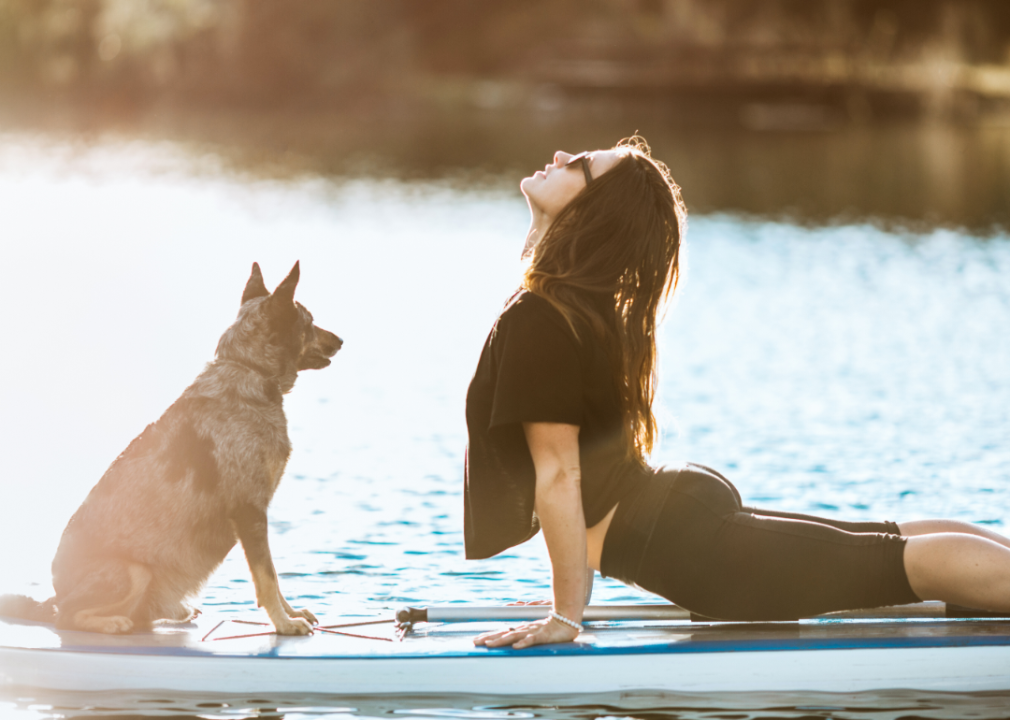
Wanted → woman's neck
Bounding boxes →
[522,208,552,259]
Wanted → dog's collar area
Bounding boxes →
[219,358,276,380]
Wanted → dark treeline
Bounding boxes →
[2,0,1010,122]
[1,2,1009,231]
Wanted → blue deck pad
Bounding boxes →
[5,616,1010,660]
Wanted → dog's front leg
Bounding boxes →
[230,504,314,635]
[279,594,318,625]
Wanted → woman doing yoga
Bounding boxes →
[463,136,1010,649]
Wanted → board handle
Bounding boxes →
[394,601,1010,625]
[395,606,428,625]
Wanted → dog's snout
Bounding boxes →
[296,327,342,371]
[320,329,342,357]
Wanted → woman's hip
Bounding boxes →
[599,462,741,585]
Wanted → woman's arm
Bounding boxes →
[475,422,585,648]
[527,422,587,624]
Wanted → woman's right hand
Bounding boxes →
[474,616,579,649]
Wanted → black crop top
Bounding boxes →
[464,291,650,559]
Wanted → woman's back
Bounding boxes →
[464,291,649,560]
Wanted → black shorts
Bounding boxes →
[600,464,920,621]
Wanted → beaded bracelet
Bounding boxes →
[549,610,582,631]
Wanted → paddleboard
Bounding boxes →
[2,607,1009,695]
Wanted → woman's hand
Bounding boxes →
[474,617,579,649]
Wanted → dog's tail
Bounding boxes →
[0,594,57,623]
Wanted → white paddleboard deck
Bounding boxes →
[2,613,1010,695]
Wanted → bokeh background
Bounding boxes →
[1,3,1010,717]
[2,0,1010,227]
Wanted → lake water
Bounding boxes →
[0,129,1009,719]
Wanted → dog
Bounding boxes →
[0,262,341,635]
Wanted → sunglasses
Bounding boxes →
[564,151,593,185]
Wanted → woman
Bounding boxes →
[464,136,1010,650]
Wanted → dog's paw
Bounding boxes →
[290,607,317,625]
[74,611,135,634]
[164,602,201,622]
[274,616,313,636]
[99,616,134,634]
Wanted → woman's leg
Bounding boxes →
[904,533,1010,612]
[635,499,920,621]
[624,466,1010,618]
[902,521,1010,609]
[747,514,1010,611]
[750,512,1010,549]
[899,519,1010,550]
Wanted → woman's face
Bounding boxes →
[521,149,623,221]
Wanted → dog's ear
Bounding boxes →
[242,263,270,305]
[271,261,300,306]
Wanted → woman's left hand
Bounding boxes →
[474,617,579,649]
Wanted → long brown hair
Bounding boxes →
[523,136,687,463]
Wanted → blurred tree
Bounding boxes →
[0,0,1008,118]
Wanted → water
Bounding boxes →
[1,132,1009,718]
[6,689,1010,720]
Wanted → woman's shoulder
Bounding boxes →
[498,290,573,336]
[501,290,565,322]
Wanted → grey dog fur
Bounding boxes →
[0,262,341,634]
